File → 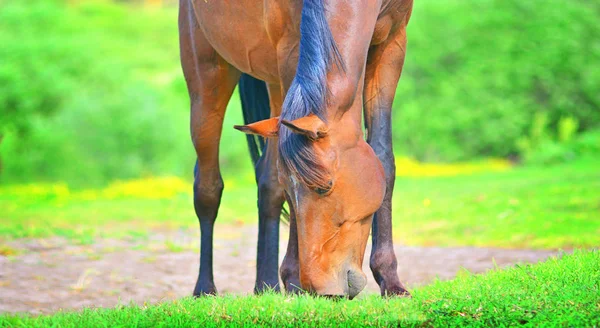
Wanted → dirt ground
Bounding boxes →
[0,225,558,314]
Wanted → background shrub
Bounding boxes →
[394,0,600,161]
[0,0,193,185]
[0,0,598,185]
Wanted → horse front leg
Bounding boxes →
[179,0,241,296]
[363,16,412,297]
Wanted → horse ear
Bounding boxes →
[234,117,280,137]
[281,114,328,141]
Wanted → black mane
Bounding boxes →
[279,0,343,190]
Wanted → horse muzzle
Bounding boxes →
[302,266,367,299]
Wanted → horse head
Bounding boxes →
[236,113,386,298]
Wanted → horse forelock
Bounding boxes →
[278,0,343,190]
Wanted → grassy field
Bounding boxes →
[1,249,598,327]
[1,158,598,249]
[394,158,600,248]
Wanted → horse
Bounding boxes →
[179,0,413,298]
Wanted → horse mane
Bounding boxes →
[279,0,344,191]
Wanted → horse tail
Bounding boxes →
[238,73,270,166]
[238,73,290,223]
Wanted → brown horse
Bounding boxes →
[179,0,413,298]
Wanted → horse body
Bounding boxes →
[179,0,413,298]
[188,1,283,82]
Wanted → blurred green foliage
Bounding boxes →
[0,0,598,185]
[395,0,600,161]
[0,0,195,185]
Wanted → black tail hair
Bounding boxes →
[239,73,271,166]
[238,73,289,223]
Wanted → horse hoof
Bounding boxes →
[382,286,411,298]
[254,283,281,295]
[193,285,217,297]
[284,281,304,295]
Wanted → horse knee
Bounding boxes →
[193,175,224,220]
[372,147,396,185]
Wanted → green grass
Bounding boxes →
[393,158,600,249]
[1,159,599,249]
[1,250,598,327]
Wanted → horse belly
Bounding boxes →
[191,0,280,82]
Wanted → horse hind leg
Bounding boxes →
[179,0,240,296]
[254,139,285,293]
[245,81,301,294]
[253,84,286,294]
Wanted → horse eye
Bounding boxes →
[315,187,328,195]
[314,180,333,195]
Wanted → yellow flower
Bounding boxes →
[97,177,191,200]
[395,157,512,177]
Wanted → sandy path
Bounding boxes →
[0,225,558,314]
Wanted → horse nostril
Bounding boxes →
[347,269,367,299]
